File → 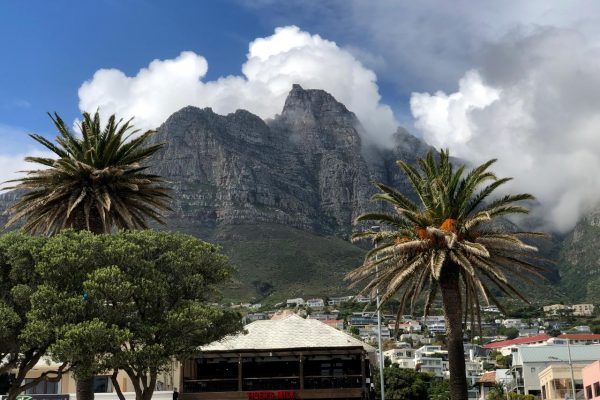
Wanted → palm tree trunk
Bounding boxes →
[76,376,95,400]
[440,263,468,400]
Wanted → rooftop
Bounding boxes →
[514,344,600,364]
[202,314,375,353]
[483,334,551,349]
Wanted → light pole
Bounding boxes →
[372,225,385,400]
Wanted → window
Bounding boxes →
[24,378,58,394]
[594,381,600,397]
[93,376,112,393]
[586,385,592,399]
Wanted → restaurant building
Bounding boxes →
[180,314,375,400]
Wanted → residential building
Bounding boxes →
[383,348,416,369]
[0,357,176,400]
[306,298,325,309]
[509,344,600,397]
[392,320,422,333]
[484,334,552,356]
[399,333,424,343]
[321,319,344,330]
[245,312,268,323]
[358,326,391,342]
[538,363,585,400]
[550,334,600,345]
[286,298,305,307]
[465,360,484,385]
[573,326,592,333]
[426,322,446,335]
[518,327,540,337]
[181,314,375,400]
[544,304,570,316]
[502,319,525,329]
[481,305,501,313]
[354,295,371,303]
[327,296,354,306]
[310,312,339,321]
[583,361,600,400]
[348,312,378,327]
[573,304,595,317]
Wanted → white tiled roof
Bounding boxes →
[202,314,375,352]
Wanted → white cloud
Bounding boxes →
[78,26,397,147]
[0,150,54,191]
[410,28,600,232]
[241,1,600,95]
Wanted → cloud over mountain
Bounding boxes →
[411,28,600,232]
[78,26,397,147]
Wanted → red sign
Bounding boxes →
[246,391,296,399]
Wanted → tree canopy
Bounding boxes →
[4,111,171,234]
[1,230,243,400]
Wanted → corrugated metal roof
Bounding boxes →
[514,344,600,364]
[202,314,375,352]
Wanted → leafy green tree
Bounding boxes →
[3,111,171,400]
[0,232,69,400]
[499,326,519,340]
[348,150,545,400]
[29,230,242,400]
[374,366,431,400]
[4,111,170,235]
[429,379,451,400]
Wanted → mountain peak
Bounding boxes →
[282,84,352,119]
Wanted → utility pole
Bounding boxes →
[372,225,385,400]
[376,264,385,400]
[567,338,576,400]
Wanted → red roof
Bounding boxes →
[322,319,343,324]
[483,334,551,349]
[558,333,600,341]
[478,371,496,384]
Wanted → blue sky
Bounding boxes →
[0,0,268,137]
[4,1,600,231]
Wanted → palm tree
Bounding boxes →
[4,111,170,234]
[3,111,171,400]
[347,150,545,400]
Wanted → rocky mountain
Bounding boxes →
[0,85,570,303]
[149,84,426,239]
[557,209,600,304]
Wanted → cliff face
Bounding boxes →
[149,84,429,238]
[558,208,600,303]
[0,85,441,300]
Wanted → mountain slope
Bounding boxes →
[0,85,569,303]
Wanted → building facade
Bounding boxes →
[583,361,600,400]
[180,315,375,400]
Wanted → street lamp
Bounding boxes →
[547,339,576,400]
[371,225,385,400]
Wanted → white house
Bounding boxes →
[306,298,325,309]
[286,298,305,307]
[509,344,600,397]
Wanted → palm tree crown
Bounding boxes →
[348,150,546,327]
[4,111,171,235]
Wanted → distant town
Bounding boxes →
[228,295,600,399]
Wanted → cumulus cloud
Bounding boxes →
[411,28,600,232]
[242,0,600,94]
[78,26,397,147]
[0,150,55,191]
[0,125,55,191]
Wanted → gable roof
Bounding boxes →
[202,314,375,352]
[483,334,550,349]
